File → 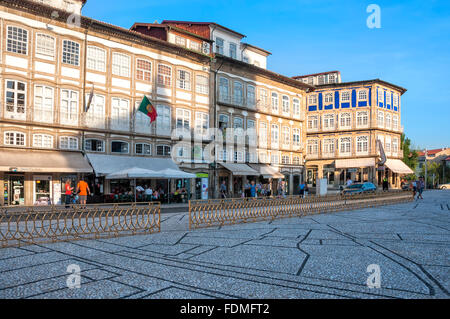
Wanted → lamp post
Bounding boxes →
[424,148,428,190]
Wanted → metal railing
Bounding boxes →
[189,191,413,229]
[0,202,160,248]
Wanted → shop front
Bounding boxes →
[219,163,259,198]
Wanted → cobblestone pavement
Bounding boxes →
[1,191,449,299]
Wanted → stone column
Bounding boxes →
[289,173,294,195]
[25,173,33,206]
[0,172,4,206]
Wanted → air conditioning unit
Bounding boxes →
[202,42,210,55]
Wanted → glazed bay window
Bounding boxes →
[393,94,399,107]
[323,138,335,156]
[176,108,191,130]
[378,89,384,103]
[392,138,399,154]
[233,117,244,144]
[36,34,55,58]
[323,114,335,130]
[135,102,151,134]
[385,114,391,129]
[307,140,319,156]
[4,132,25,146]
[393,115,399,130]
[85,94,105,128]
[308,94,317,105]
[282,96,290,114]
[271,92,279,112]
[195,112,209,136]
[293,98,300,116]
[247,85,256,108]
[339,137,352,156]
[135,143,151,155]
[218,114,229,136]
[356,111,368,127]
[233,81,244,106]
[175,36,186,47]
[378,111,384,127]
[85,139,104,152]
[259,88,268,108]
[177,70,191,90]
[293,128,300,147]
[341,91,350,102]
[324,93,333,104]
[156,145,171,156]
[271,153,279,165]
[282,126,290,147]
[136,59,152,82]
[247,119,256,144]
[196,75,208,94]
[34,85,54,123]
[156,105,171,135]
[218,77,229,103]
[62,40,80,66]
[259,122,268,148]
[7,26,28,55]
[293,156,300,165]
[112,53,130,77]
[339,112,351,129]
[60,136,78,150]
[111,141,129,154]
[110,98,130,131]
[215,37,224,54]
[356,136,369,154]
[282,155,290,165]
[358,90,368,100]
[5,80,26,120]
[307,115,319,131]
[385,137,391,153]
[33,134,53,148]
[189,41,201,52]
[60,89,78,125]
[229,43,237,59]
[87,46,106,72]
[234,151,244,162]
[386,92,391,105]
[271,124,279,149]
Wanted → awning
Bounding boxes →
[86,153,193,178]
[385,159,414,174]
[220,163,259,176]
[0,149,93,173]
[249,164,285,179]
[335,158,375,169]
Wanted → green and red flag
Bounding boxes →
[138,95,157,123]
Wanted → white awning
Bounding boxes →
[335,158,375,169]
[86,153,193,178]
[220,163,259,176]
[0,149,93,173]
[249,164,285,179]
[385,159,414,174]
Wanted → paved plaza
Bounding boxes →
[0,191,449,299]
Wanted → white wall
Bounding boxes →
[31,0,83,15]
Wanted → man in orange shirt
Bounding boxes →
[76,178,91,208]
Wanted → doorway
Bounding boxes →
[4,174,25,206]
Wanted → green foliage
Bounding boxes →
[401,133,419,171]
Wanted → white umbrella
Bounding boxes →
[160,168,196,179]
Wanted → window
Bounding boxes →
[4,132,25,146]
[112,53,130,77]
[282,96,290,114]
[60,89,78,125]
[293,156,300,165]
[308,95,317,105]
[385,114,391,129]
[259,152,268,164]
[85,139,104,152]
[7,26,28,55]
[247,119,256,144]
[110,98,130,131]
[135,101,151,133]
[111,141,129,154]
[323,114,335,130]
[358,90,368,100]
[356,111,368,127]
[36,34,55,57]
[33,134,53,148]
[341,91,350,102]
[60,136,78,150]
[282,126,290,146]
[318,75,325,85]
[392,138,399,153]
[234,151,244,162]
[215,37,224,54]
[247,85,256,107]
[5,80,26,119]
[307,115,319,130]
[218,148,228,162]
[243,55,249,63]
[323,138,335,155]
[339,137,351,155]
[218,77,229,102]
[339,113,351,128]
[136,59,152,82]
[233,117,244,144]
[156,105,171,135]
[307,139,318,155]
[328,74,336,83]
[87,46,106,72]
[293,98,300,116]
[196,75,208,94]
[176,145,190,158]
[195,112,209,136]
[176,108,191,130]
[62,40,80,66]
[229,43,237,59]
[189,41,201,52]
[393,115,399,130]
[356,136,368,154]
[378,89,384,103]
[271,124,279,148]
[157,64,172,86]
[175,36,186,47]
[293,128,300,147]
[393,94,399,107]
[378,111,384,127]
[385,137,391,153]
[34,85,54,123]
[259,122,267,148]
[271,153,279,164]
[259,88,268,108]
[271,92,279,112]
[177,70,191,90]
[282,155,290,165]
[85,94,105,128]
[233,81,244,106]
[324,93,333,103]
[219,114,229,135]
[156,145,171,156]
[135,143,151,155]
[386,92,391,104]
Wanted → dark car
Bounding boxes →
[343,182,377,195]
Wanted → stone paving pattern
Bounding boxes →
[0,191,449,299]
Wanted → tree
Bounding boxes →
[401,133,419,173]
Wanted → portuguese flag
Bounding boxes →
[138,95,157,123]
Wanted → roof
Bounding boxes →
[161,20,246,38]
[315,79,407,95]
[292,71,341,79]
[446,156,450,161]
[130,22,213,42]
[418,148,447,156]
[241,42,272,56]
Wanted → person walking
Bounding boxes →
[220,181,227,199]
[417,177,425,199]
[382,177,389,191]
[64,179,73,208]
[299,181,306,198]
[412,180,417,199]
[250,181,257,198]
[76,178,91,209]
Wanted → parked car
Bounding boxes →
[438,183,450,189]
[343,182,377,195]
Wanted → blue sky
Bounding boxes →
[83,0,450,150]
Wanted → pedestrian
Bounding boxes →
[220,181,227,198]
[412,180,417,198]
[417,177,425,199]
[250,181,257,198]
[64,179,73,208]
[299,181,306,198]
[382,177,389,191]
[76,178,91,209]
[346,178,353,187]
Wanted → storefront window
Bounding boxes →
[34,176,52,205]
